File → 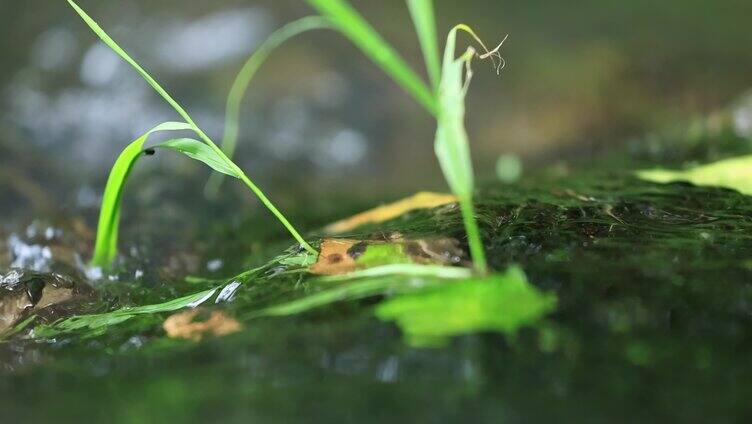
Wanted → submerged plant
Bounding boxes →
[306,0,505,273]
[67,0,317,266]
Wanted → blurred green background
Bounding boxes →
[1,0,751,223]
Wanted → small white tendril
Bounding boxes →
[478,34,509,75]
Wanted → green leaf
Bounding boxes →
[637,155,752,196]
[92,122,193,267]
[305,0,437,115]
[300,0,491,272]
[376,266,557,347]
[32,288,218,339]
[159,138,240,178]
[406,0,441,92]
[206,16,334,197]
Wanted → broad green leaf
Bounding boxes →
[406,0,441,92]
[92,122,193,267]
[68,0,315,255]
[305,0,437,115]
[206,16,334,197]
[637,155,752,195]
[32,288,218,339]
[376,266,557,347]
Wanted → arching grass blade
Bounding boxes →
[67,0,315,256]
[92,122,192,266]
[92,127,247,267]
[205,16,334,197]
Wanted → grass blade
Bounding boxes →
[251,276,442,318]
[317,263,472,282]
[406,0,440,92]
[304,0,493,273]
[160,138,240,178]
[32,287,218,338]
[66,0,194,130]
[434,25,491,273]
[67,0,315,255]
[205,16,334,197]
[305,0,437,115]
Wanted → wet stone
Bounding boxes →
[0,268,93,333]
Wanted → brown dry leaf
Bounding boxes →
[310,238,359,275]
[163,308,242,341]
[324,191,457,234]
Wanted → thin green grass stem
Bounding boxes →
[458,196,487,274]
